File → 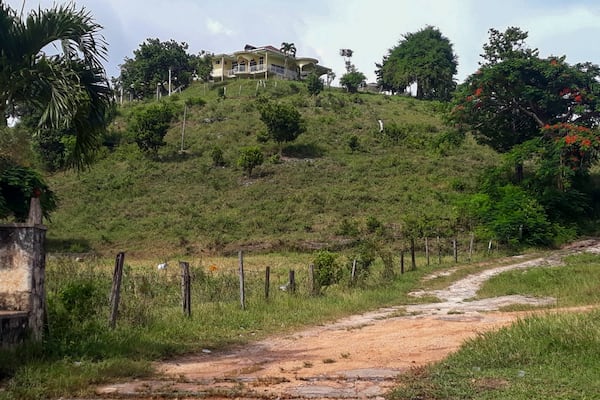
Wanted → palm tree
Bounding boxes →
[280,42,297,79]
[0,2,112,169]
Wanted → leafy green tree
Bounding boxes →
[237,146,263,177]
[0,3,110,220]
[258,102,305,151]
[306,72,324,96]
[376,26,457,100]
[189,51,213,82]
[451,27,600,153]
[119,38,193,99]
[0,157,57,222]
[128,102,177,158]
[340,71,366,93]
[0,2,112,168]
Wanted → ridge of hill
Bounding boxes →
[46,80,499,257]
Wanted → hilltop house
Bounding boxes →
[211,44,330,81]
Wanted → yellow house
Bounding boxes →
[211,44,330,81]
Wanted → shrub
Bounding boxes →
[237,146,264,177]
[313,250,343,292]
[210,146,226,167]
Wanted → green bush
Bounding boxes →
[237,146,264,177]
[313,250,343,292]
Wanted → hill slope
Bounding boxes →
[46,80,499,256]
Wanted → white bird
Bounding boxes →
[157,262,168,270]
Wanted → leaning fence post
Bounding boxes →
[351,259,357,282]
[109,252,125,329]
[180,261,191,317]
[238,250,245,310]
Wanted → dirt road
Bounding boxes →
[96,240,600,399]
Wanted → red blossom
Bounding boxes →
[574,94,583,103]
[474,87,483,97]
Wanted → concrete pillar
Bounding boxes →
[0,223,47,341]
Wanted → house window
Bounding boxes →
[215,60,221,65]
[259,57,264,65]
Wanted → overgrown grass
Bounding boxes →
[0,252,443,399]
[390,310,600,399]
[476,252,600,307]
[45,80,499,257]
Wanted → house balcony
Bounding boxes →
[227,65,298,80]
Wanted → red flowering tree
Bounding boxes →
[539,123,600,190]
[450,27,600,155]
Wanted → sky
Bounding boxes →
[5,0,600,85]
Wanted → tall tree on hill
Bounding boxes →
[119,38,193,99]
[280,42,297,79]
[451,27,600,155]
[376,26,457,100]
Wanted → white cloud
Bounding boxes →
[205,17,235,36]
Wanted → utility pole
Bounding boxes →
[168,67,172,96]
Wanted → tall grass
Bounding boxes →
[390,310,600,399]
[476,252,600,307]
[0,251,437,399]
[45,80,499,257]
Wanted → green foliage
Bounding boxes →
[237,146,264,177]
[306,72,324,96]
[258,101,305,146]
[119,38,194,99]
[128,102,177,158]
[313,250,343,291]
[463,184,553,246]
[210,146,226,167]
[0,158,57,222]
[190,52,213,82]
[0,2,112,171]
[347,135,360,152]
[339,71,366,93]
[450,28,600,154]
[376,26,457,100]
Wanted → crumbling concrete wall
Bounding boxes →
[0,224,47,341]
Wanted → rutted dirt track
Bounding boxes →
[96,240,600,399]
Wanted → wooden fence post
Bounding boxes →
[351,259,357,282]
[238,250,245,310]
[289,270,296,293]
[265,266,270,300]
[410,238,416,270]
[469,233,474,262]
[453,238,458,263]
[437,236,442,264]
[109,252,125,329]
[400,250,405,275]
[425,237,430,266]
[309,263,317,295]
[180,261,191,317]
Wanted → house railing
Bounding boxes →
[227,65,298,79]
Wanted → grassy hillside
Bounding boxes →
[46,79,499,256]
